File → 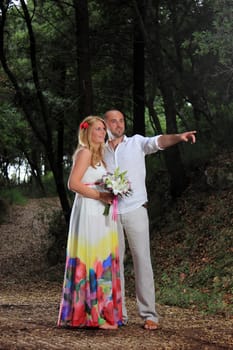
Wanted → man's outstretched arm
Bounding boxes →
[157,131,197,149]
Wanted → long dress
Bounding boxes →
[57,164,122,328]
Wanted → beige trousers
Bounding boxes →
[117,206,159,323]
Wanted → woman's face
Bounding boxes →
[91,120,106,145]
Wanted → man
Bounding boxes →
[103,109,196,330]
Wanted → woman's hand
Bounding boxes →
[99,192,114,204]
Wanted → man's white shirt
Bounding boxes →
[104,134,163,214]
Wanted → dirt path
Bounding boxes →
[0,281,232,350]
[0,199,232,349]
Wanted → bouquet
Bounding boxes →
[101,167,132,217]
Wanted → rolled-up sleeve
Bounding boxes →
[154,135,164,150]
[140,134,164,154]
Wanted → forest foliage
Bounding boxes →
[0,0,233,219]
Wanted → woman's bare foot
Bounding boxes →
[99,322,118,330]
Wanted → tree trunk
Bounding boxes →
[160,83,189,197]
[24,150,46,195]
[147,97,163,134]
[133,0,145,136]
[149,0,189,197]
[73,0,93,119]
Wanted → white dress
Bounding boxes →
[57,164,122,327]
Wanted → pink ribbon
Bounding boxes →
[112,195,118,221]
[83,182,101,186]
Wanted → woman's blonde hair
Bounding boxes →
[73,116,106,168]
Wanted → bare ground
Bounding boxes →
[0,198,232,350]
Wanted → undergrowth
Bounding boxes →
[150,186,233,316]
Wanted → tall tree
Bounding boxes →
[73,0,93,118]
[145,0,189,196]
[0,0,71,220]
[0,0,97,220]
[132,0,145,135]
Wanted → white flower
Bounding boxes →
[102,167,132,197]
[101,167,132,216]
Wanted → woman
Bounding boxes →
[57,116,122,330]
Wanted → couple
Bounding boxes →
[57,110,196,330]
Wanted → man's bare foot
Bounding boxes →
[99,322,118,330]
[143,320,159,330]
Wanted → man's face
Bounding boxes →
[105,111,125,139]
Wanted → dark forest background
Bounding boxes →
[1,0,233,216]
